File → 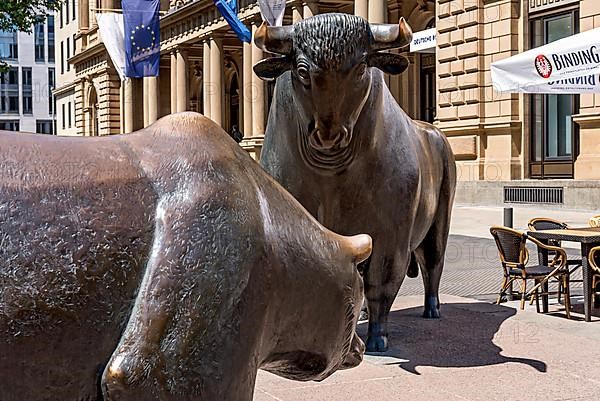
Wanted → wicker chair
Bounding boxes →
[588,246,600,307]
[590,215,600,228]
[490,226,571,317]
[528,217,582,303]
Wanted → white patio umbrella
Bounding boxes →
[491,27,600,93]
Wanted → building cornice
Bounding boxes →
[438,121,522,136]
[69,41,107,66]
[573,113,600,129]
[53,80,79,96]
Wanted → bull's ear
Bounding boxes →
[253,57,292,81]
[367,53,409,75]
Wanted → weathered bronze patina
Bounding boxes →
[0,113,371,401]
[254,13,457,352]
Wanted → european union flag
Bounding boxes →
[213,0,252,43]
[123,0,160,77]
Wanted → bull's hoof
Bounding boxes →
[423,295,440,319]
[365,335,388,352]
[422,306,440,319]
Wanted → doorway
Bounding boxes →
[228,73,239,133]
[418,18,436,123]
[420,52,436,123]
[88,85,99,136]
[529,11,579,179]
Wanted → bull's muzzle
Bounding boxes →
[341,333,365,369]
[309,122,350,151]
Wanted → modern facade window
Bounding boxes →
[68,101,72,128]
[66,0,70,24]
[72,34,76,54]
[36,119,54,134]
[60,3,64,29]
[0,120,19,131]
[0,30,18,60]
[61,103,66,129]
[48,16,55,62]
[22,67,33,114]
[66,38,70,71]
[34,21,45,62]
[530,10,579,179]
[72,0,76,21]
[60,41,64,74]
[48,68,55,115]
[0,67,20,114]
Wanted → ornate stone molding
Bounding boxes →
[529,0,579,14]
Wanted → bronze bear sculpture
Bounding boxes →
[254,13,457,352]
[0,113,371,401]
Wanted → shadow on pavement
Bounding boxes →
[356,302,547,375]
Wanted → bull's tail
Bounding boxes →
[407,252,419,278]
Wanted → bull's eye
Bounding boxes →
[356,63,367,77]
[297,66,310,82]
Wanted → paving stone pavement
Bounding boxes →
[398,234,585,299]
[254,295,600,401]
[253,229,599,401]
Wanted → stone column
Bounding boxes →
[143,78,149,127]
[146,76,159,124]
[355,0,368,19]
[124,78,134,133]
[170,51,177,114]
[79,0,89,29]
[176,48,189,112]
[251,24,265,137]
[368,0,386,23]
[242,41,253,138]
[292,3,303,22]
[202,40,211,119]
[119,80,124,134]
[303,1,318,18]
[209,36,224,126]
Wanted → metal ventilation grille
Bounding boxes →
[504,186,564,204]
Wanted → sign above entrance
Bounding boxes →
[410,28,436,53]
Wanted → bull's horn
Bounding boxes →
[342,234,373,265]
[370,17,413,51]
[254,22,293,55]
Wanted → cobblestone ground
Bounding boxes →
[398,234,585,301]
[254,234,600,401]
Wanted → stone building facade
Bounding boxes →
[54,0,600,208]
[437,0,600,208]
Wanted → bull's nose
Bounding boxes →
[310,125,348,151]
[341,334,365,369]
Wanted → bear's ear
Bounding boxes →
[367,53,409,75]
[339,234,373,265]
[253,57,292,81]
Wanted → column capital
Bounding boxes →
[209,32,225,41]
[175,45,190,55]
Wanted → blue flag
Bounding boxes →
[123,0,160,77]
[213,0,251,43]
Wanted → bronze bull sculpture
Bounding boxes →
[0,113,372,401]
[254,13,457,352]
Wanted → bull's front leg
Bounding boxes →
[363,252,409,352]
